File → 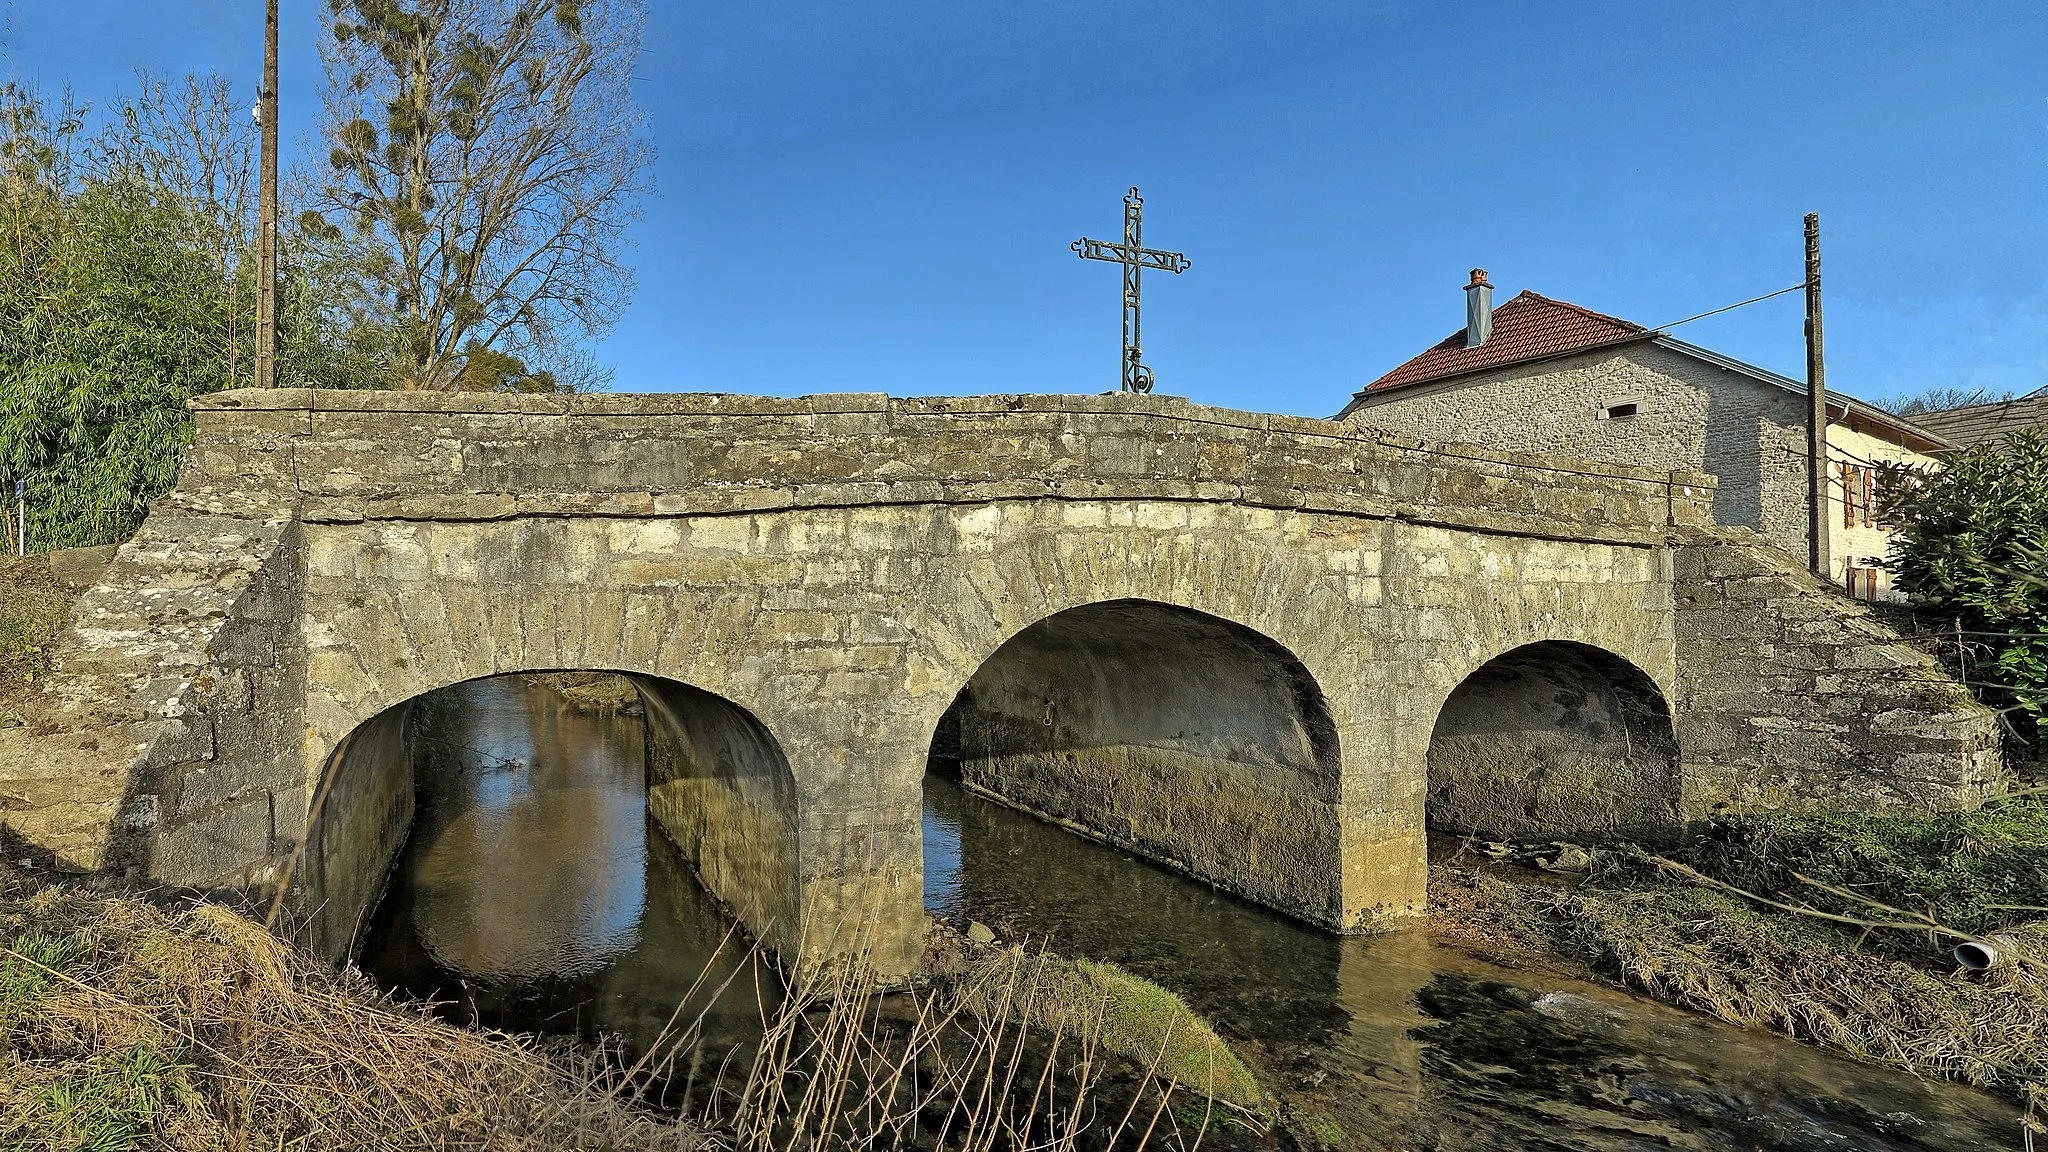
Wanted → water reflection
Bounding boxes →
[360,679,2022,1150]
[358,677,772,1068]
[925,774,2023,1151]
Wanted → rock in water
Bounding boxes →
[967,920,997,945]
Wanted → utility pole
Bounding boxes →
[255,0,279,389]
[1804,212,1829,581]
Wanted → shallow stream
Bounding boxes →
[357,677,2025,1150]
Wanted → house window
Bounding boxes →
[1597,400,1639,421]
[1840,463,1880,528]
[1844,565,1882,601]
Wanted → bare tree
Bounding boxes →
[1885,386,2026,417]
[317,0,649,391]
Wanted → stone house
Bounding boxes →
[1338,271,1949,602]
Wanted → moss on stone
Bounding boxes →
[958,946,1268,1115]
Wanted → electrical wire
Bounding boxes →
[1645,283,1807,334]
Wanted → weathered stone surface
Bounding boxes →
[1427,640,1683,845]
[944,599,1342,923]
[0,389,1996,974]
[1670,529,2001,815]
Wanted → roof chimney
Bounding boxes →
[1464,268,1493,348]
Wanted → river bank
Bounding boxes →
[1428,794,2048,1129]
[529,670,646,712]
[0,866,1273,1150]
[0,869,710,1151]
[4,826,2037,1148]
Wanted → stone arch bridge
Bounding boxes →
[0,390,1999,972]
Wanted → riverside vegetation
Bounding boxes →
[1434,788,2048,1124]
[0,864,1270,1150]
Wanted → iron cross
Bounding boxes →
[1072,187,1190,394]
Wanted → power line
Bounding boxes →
[1647,283,1807,334]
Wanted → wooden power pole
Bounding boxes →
[255,0,279,389]
[1804,212,1829,580]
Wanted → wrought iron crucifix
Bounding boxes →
[1072,187,1190,393]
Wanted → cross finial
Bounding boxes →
[1073,187,1190,393]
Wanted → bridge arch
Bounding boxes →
[925,597,1344,924]
[1424,640,1681,846]
[298,669,798,962]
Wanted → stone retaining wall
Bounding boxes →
[1671,530,2002,814]
[0,507,303,886]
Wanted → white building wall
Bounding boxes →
[1828,423,1926,601]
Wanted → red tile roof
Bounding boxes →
[1365,290,1650,394]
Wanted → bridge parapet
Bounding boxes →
[183,389,1716,547]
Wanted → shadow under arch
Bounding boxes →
[927,597,1345,926]
[1426,640,1680,846]
[298,669,798,963]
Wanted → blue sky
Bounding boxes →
[4,1,2044,417]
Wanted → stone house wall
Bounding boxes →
[1344,340,1933,595]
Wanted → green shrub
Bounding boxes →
[1883,430,2048,737]
[0,82,384,550]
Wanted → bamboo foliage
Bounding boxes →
[0,81,380,549]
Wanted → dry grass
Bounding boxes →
[1,877,1253,1151]
[0,554,75,720]
[0,883,708,1151]
[1524,880,2048,1093]
[1445,800,2048,1122]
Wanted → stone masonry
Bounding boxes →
[1345,341,1859,564]
[1673,529,2002,810]
[0,388,2000,974]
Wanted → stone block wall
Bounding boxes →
[1345,341,1818,556]
[298,700,414,959]
[1671,530,2002,814]
[946,599,1343,923]
[1426,640,1683,844]
[9,386,1998,975]
[637,676,801,950]
[0,506,304,890]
